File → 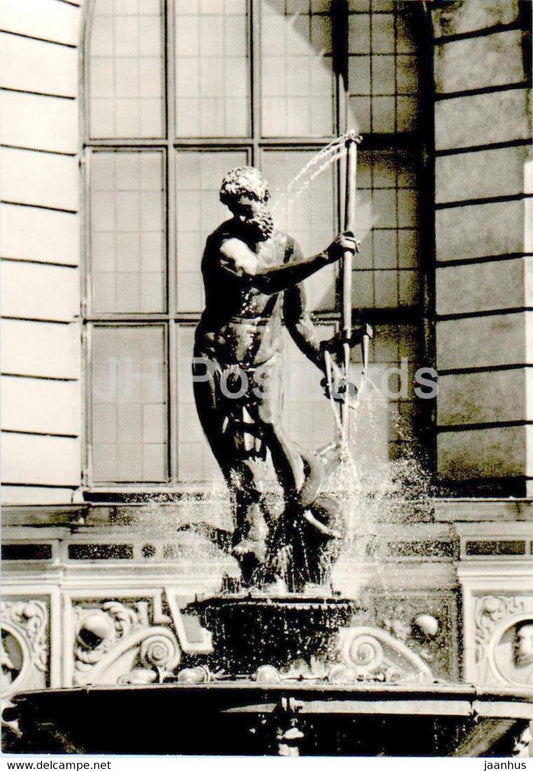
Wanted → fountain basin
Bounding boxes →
[188,594,359,675]
[8,682,532,756]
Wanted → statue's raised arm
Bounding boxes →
[218,232,356,296]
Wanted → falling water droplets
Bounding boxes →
[329,373,435,598]
[271,134,350,221]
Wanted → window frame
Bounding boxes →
[81,0,433,495]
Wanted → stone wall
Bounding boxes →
[0,0,85,504]
[431,0,532,494]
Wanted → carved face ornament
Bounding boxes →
[513,622,533,668]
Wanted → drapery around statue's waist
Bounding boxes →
[194,314,284,365]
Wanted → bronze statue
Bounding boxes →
[193,166,357,591]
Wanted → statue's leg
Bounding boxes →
[226,462,268,587]
[193,361,232,472]
[253,356,304,503]
[193,363,267,583]
[253,361,308,589]
[228,462,265,548]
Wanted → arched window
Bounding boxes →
[84,0,428,489]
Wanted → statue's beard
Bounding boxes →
[237,209,274,242]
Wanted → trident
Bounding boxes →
[341,129,362,429]
[323,129,371,435]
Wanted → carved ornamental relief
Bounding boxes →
[474,594,533,687]
[74,601,144,672]
[72,599,182,686]
[370,593,458,680]
[337,626,434,684]
[1,600,48,699]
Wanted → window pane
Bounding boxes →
[261,0,335,137]
[90,0,164,138]
[175,150,248,312]
[91,325,168,482]
[347,5,421,134]
[91,151,166,314]
[348,149,420,310]
[176,324,223,482]
[175,0,249,137]
[261,149,336,311]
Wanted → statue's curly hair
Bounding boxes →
[219,166,270,207]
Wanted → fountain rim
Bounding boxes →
[12,682,533,702]
[9,683,532,756]
[190,593,360,607]
[10,683,533,725]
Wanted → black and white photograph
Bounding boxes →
[1,0,532,761]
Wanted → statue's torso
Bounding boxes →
[196,222,292,366]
